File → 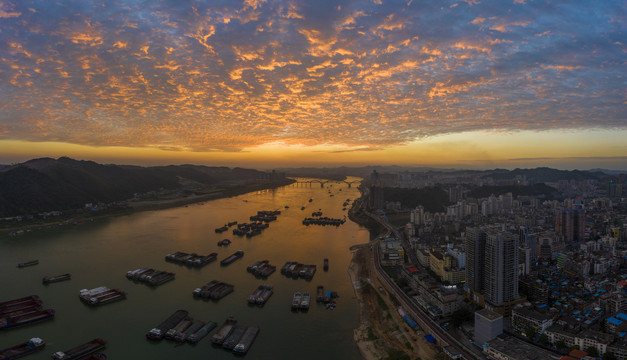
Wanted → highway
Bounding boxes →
[368,211,482,360]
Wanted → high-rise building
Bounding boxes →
[555,204,585,244]
[466,227,487,294]
[484,231,519,306]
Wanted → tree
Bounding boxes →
[525,327,537,339]
[556,340,566,350]
[602,352,617,360]
[450,309,473,327]
[539,334,549,345]
[585,347,599,357]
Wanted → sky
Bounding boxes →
[0,0,625,170]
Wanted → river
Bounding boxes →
[0,178,369,359]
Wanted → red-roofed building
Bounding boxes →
[568,349,588,359]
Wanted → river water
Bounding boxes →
[0,178,369,359]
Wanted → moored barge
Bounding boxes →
[51,338,106,360]
[211,316,237,345]
[0,337,45,359]
[0,300,43,316]
[0,309,55,330]
[300,292,310,310]
[79,287,126,306]
[17,260,38,268]
[233,326,260,355]
[187,321,217,343]
[42,274,71,284]
[220,250,244,266]
[146,310,189,340]
[165,319,192,340]
[291,292,302,310]
[174,320,204,343]
[165,252,217,267]
[193,281,234,300]
[222,325,247,350]
[0,296,40,310]
[127,269,175,286]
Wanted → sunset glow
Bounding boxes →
[0,0,625,168]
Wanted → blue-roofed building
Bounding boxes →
[617,313,627,322]
[606,317,626,334]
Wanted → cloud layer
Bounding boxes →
[0,0,625,152]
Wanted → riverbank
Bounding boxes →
[3,178,295,236]
[348,244,440,360]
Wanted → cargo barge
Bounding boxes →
[42,274,71,284]
[316,286,325,302]
[193,281,233,300]
[174,320,204,343]
[165,252,217,267]
[220,250,244,266]
[165,319,192,340]
[126,268,174,286]
[0,337,45,359]
[51,338,106,360]
[302,217,346,226]
[79,287,126,306]
[233,326,260,355]
[247,285,273,305]
[211,316,237,345]
[77,354,107,360]
[16,260,38,268]
[258,286,273,305]
[0,309,55,329]
[300,292,310,310]
[281,262,317,280]
[146,310,189,340]
[0,300,43,315]
[247,260,276,278]
[187,321,216,343]
[0,296,40,310]
[291,292,302,310]
[222,325,247,350]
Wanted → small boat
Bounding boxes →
[217,239,231,246]
[0,337,45,359]
[43,274,71,284]
[17,260,38,268]
[323,258,329,271]
[215,226,228,233]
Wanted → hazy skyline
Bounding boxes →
[0,0,625,169]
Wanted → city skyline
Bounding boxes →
[0,0,625,169]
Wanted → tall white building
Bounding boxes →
[484,231,519,306]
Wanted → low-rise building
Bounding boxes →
[512,307,554,335]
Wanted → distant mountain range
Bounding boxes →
[277,165,620,183]
[0,157,270,218]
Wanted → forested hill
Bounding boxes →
[0,157,271,217]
